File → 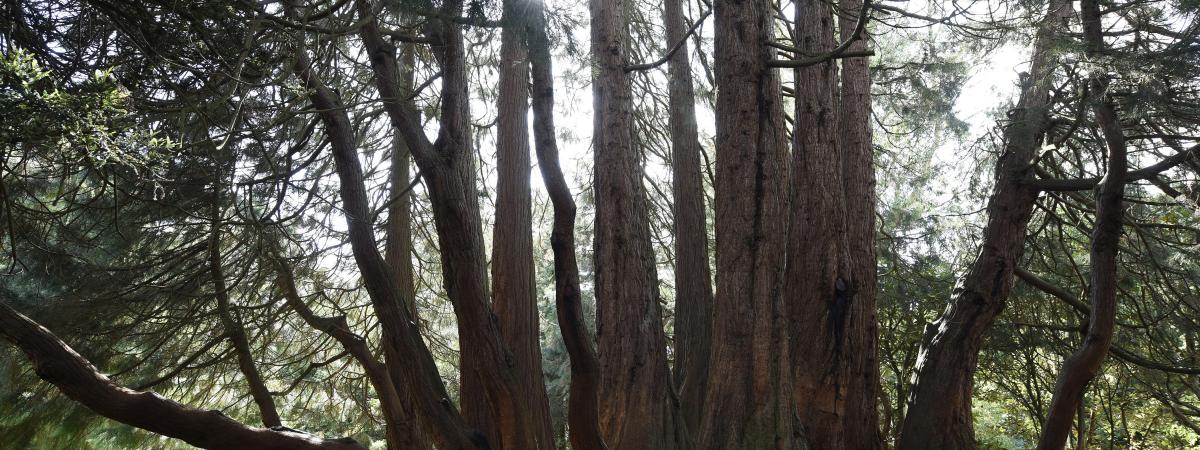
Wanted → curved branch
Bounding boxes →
[624,9,711,72]
[0,300,364,450]
[1030,143,1200,191]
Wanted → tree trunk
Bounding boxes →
[381,40,431,450]
[528,3,607,448]
[352,2,530,446]
[1035,0,1127,445]
[838,0,884,447]
[897,1,1071,448]
[209,191,282,428]
[663,0,713,434]
[699,0,797,445]
[590,0,685,446]
[786,0,857,446]
[492,0,557,446]
[0,300,365,450]
[291,38,488,450]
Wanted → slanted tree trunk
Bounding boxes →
[492,0,557,446]
[291,32,488,450]
[351,2,530,446]
[897,0,1072,448]
[380,40,432,450]
[590,0,684,446]
[663,0,713,434]
[699,0,796,445]
[0,300,365,450]
[528,3,607,448]
[837,0,884,447]
[209,189,282,428]
[1035,0,1127,446]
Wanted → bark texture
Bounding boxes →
[492,0,557,446]
[664,0,714,434]
[897,1,1071,448]
[786,0,858,447]
[291,39,488,449]
[0,300,365,450]
[838,0,884,447]
[590,0,685,447]
[699,0,797,446]
[353,2,530,446]
[381,41,431,450]
[528,3,608,448]
[1035,0,1127,446]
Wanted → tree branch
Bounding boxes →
[1030,143,1200,191]
[624,9,711,72]
[0,300,364,450]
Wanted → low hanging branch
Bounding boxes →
[0,300,365,450]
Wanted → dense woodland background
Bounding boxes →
[0,0,1198,448]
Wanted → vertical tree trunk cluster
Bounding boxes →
[700,0,796,446]
[589,0,686,447]
[786,0,880,446]
[493,0,557,447]
[528,1,607,447]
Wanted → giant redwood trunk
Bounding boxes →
[785,0,880,446]
[590,0,685,446]
[663,0,714,434]
[1035,0,1127,446]
[897,0,1071,448]
[699,0,796,446]
[492,0,557,446]
[787,0,853,444]
[528,2,607,448]
[837,0,884,446]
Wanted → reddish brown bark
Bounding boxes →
[590,0,685,446]
[838,0,884,447]
[785,0,882,445]
[291,39,488,450]
[379,33,433,450]
[663,0,713,434]
[492,0,557,446]
[699,0,796,445]
[786,0,857,446]
[897,1,1071,448]
[1035,0,1127,446]
[528,3,607,448]
[0,300,364,450]
[351,2,531,446]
